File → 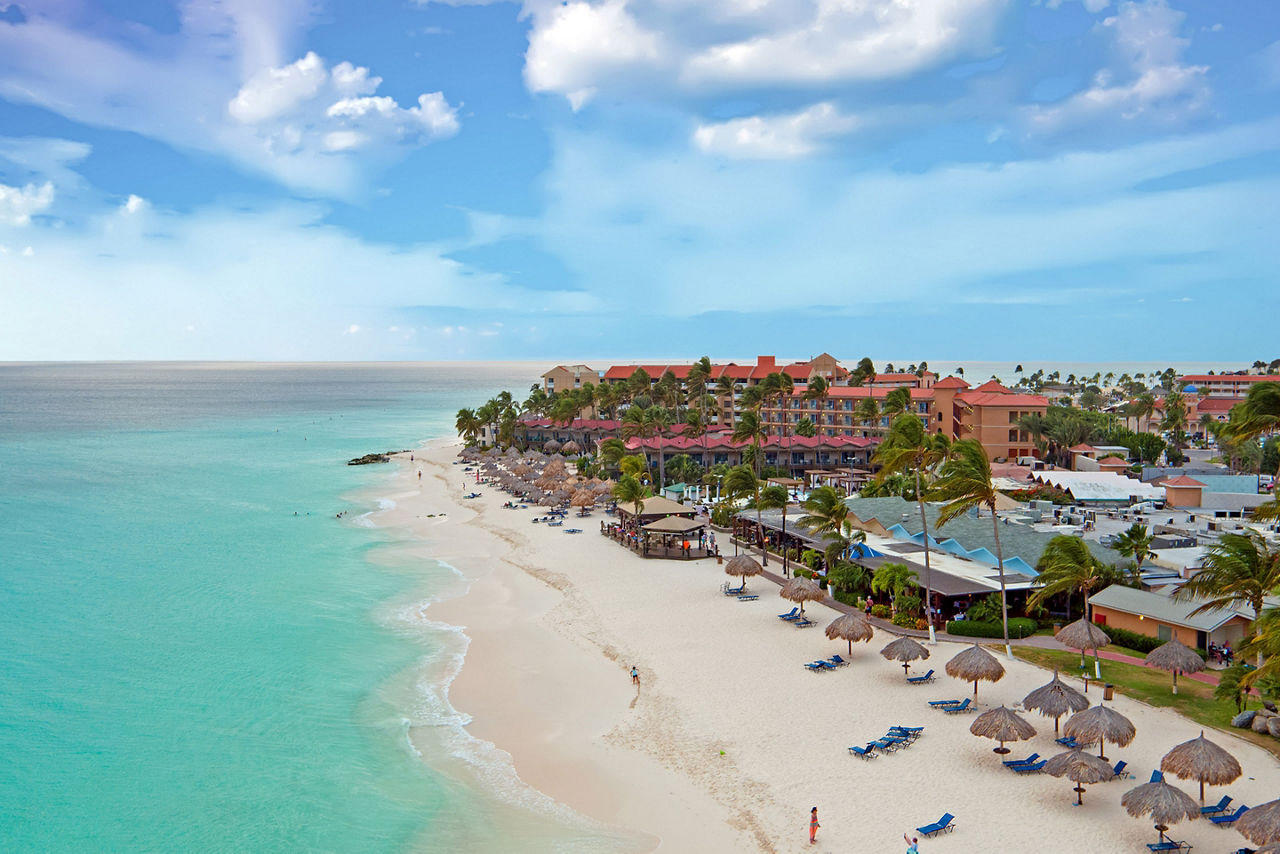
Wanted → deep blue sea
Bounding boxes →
[0,363,628,853]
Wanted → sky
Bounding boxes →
[0,0,1278,362]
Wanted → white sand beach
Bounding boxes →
[374,438,1280,853]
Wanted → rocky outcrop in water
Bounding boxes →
[347,450,410,466]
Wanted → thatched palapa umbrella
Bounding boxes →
[778,577,825,617]
[826,613,875,656]
[724,554,763,592]
[1023,670,1090,734]
[970,705,1036,755]
[1063,705,1135,760]
[1160,731,1242,803]
[1122,779,1200,845]
[1238,799,1280,847]
[571,491,597,514]
[945,644,1005,697]
[1145,638,1207,695]
[880,636,930,676]
[561,440,581,455]
[1055,618,1111,679]
[543,439,562,453]
[1044,748,1116,805]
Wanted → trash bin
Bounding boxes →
[1103,683,1115,701]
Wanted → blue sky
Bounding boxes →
[1,0,1277,361]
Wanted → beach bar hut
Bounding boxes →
[639,516,709,560]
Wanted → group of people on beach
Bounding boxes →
[806,807,919,851]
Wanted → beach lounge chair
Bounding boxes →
[737,594,759,601]
[943,698,974,714]
[891,725,923,738]
[1149,770,1164,784]
[870,738,900,752]
[1146,841,1191,852]
[723,582,745,596]
[794,616,816,628]
[906,669,935,684]
[1003,753,1040,768]
[1211,806,1249,826]
[1056,735,1079,748]
[928,698,961,707]
[1201,796,1231,816]
[916,813,955,838]
[1113,761,1133,779]
[829,655,849,667]
[804,661,824,672]
[778,607,799,620]
[848,745,878,759]
[1012,760,1047,774]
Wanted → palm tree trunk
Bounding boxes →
[1086,594,1102,680]
[916,469,937,644]
[781,504,789,578]
[757,503,767,567]
[990,506,1013,660]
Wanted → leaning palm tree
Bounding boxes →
[611,474,647,529]
[796,485,850,539]
[724,464,769,566]
[758,483,791,576]
[929,440,1014,659]
[874,412,950,642]
[731,410,767,477]
[854,398,881,435]
[1111,523,1156,578]
[1176,532,1280,663]
[1224,381,1280,520]
[1127,392,1158,431]
[881,386,913,420]
[1030,536,1121,678]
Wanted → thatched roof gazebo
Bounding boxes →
[723,555,762,591]
[1023,670,1090,734]
[945,644,1005,698]
[1063,705,1135,761]
[1160,731,1242,803]
[778,577,825,617]
[880,636,930,676]
[1122,779,1200,846]
[970,705,1036,755]
[826,613,875,657]
[1145,638,1207,695]
[1239,800,1280,848]
[561,440,581,455]
[1055,618,1111,677]
[570,490,597,513]
[543,439,562,453]
[1044,748,1116,805]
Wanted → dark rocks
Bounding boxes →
[347,450,410,466]
[1232,710,1256,728]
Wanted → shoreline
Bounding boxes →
[368,438,1280,853]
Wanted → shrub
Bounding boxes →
[916,619,928,631]
[1098,625,1206,658]
[946,618,1038,639]
[892,612,917,628]
[871,604,890,619]
[834,590,859,608]
[896,594,922,618]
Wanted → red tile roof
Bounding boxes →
[956,392,1049,407]
[1179,374,1274,384]
[1097,456,1129,465]
[1161,475,1207,488]
[520,418,621,430]
[1195,398,1237,412]
[932,376,970,389]
[1070,444,1097,452]
[870,372,923,382]
[972,380,1012,393]
[624,435,875,452]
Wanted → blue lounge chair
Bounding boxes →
[1146,841,1191,852]
[737,594,759,601]
[803,661,824,672]
[943,698,974,713]
[1211,805,1249,826]
[891,725,923,738]
[848,745,877,759]
[778,607,799,620]
[1201,796,1232,816]
[724,582,746,596]
[829,655,849,667]
[880,734,910,747]
[916,813,955,838]
[1113,761,1133,779]
[870,738,900,752]
[1012,760,1047,774]
[1003,753,1040,768]
[906,669,935,684]
[928,698,961,707]
[794,617,816,628]
[1056,736,1080,748]
[814,660,838,671]
[1149,770,1164,784]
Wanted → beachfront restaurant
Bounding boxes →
[1087,584,1253,650]
[606,496,712,560]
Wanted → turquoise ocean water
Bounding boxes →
[0,363,632,853]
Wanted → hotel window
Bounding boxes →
[1009,429,1018,442]
[917,402,928,414]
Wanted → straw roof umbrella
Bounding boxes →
[1145,638,1207,695]
[970,705,1036,755]
[724,554,763,591]
[544,459,568,475]
[1044,748,1116,805]
[1239,801,1280,848]
[1063,705,1135,760]
[826,613,875,656]
[945,644,1005,698]
[1055,618,1111,678]
[1122,779,1200,845]
[571,490,597,513]
[543,439,562,453]
[880,636,930,676]
[561,440,581,455]
[1160,731,1242,803]
[1023,670,1090,734]
[779,577,825,617]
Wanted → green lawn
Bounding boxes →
[1013,647,1280,758]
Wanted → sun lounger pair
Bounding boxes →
[890,725,922,739]
[1202,796,1233,816]
[805,660,836,672]
[942,698,974,714]
[906,669,935,684]
[778,607,799,620]
[848,744,878,759]
[928,698,961,707]
[1147,841,1192,852]
[564,528,582,533]
[916,813,955,838]
[724,582,746,596]
[1012,760,1047,774]
[1210,806,1249,826]
[793,616,815,628]
[1003,753,1039,769]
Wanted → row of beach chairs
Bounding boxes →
[848,726,923,758]
[776,607,814,628]
[721,582,758,601]
[927,697,975,714]
[804,655,849,672]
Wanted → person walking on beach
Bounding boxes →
[809,807,820,844]
[865,596,874,617]
[630,666,639,686]
[904,832,919,853]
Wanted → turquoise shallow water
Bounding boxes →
[0,363,626,853]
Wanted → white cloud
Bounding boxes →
[523,0,1006,104]
[21,245,34,257]
[1046,0,1111,12]
[228,52,327,123]
[0,181,54,225]
[693,102,856,158]
[1028,0,1208,132]
[123,195,147,214]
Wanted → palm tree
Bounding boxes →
[1127,393,1157,432]
[820,520,866,570]
[797,485,850,539]
[731,410,767,476]
[759,483,791,575]
[794,418,816,437]
[620,406,664,483]
[1111,523,1155,577]
[881,386,913,421]
[870,562,919,616]
[1017,413,1048,458]
[1223,382,1280,520]
[714,374,739,429]
[874,412,950,642]
[1176,532,1280,663]
[1029,535,1122,675]
[724,464,768,565]
[854,398,880,435]
[1161,391,1189,452]
[612,473,647,523]
[598,437,627,472]
[455,407,481,444]
[929,439,1014,659]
